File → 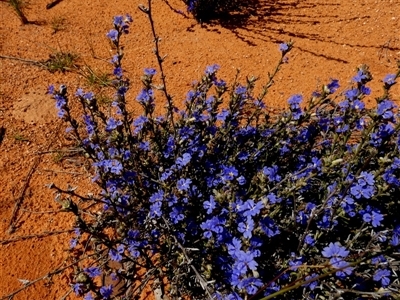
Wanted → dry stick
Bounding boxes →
[39,168,84,175]
[46,0,64,9]
[8,124,62,234]
[0,55,46,67]
[21,208,63,214]
[0,229,73,246]
[141,0,176,135]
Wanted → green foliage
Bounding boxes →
[44,51,79,73]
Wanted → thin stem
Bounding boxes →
[143,0,176,135]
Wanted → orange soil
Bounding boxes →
[0,0,399,299]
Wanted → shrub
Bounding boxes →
[48,8,400,300]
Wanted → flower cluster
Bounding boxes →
[49,14,400,300]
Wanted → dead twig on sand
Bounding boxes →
[0,54,47,67]
[7,124,62,234]
[46,0,64,9]
[0,229,73,246]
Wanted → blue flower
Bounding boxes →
[109,244,125,262]
[136,89,154,104]
[345,88,358,100]
[203,195,217,214]
[221,165,238,182]
[113,15,124,27]
[351,100,365,110]
[106,29,118,41]
[361,85,371,95]
[84,292,94,300]
[240,199,264,218]
[177,178,192,191]
[133,115,148,134]
[100,285,113,299]
[302,273,318,290]
[371,255,387,265]
[83,115,95,136]
[238,217,254,239]
[113,67,123,77]
[150,201,162,218]
[84,266,102,278]
[321,242,349,258]
[326,78,339,94]
[205,64,220,75]
[279,43,289,52]
[160,170,173,182]
[139,141,150,151]
[359,171,375,185]
[377,99,396,119]
[239,277,263,295]
[288,94,302,109]
[116,86,128,97]
[304,234,315,246]
[70,238,78,248]
[149,190,164,203]
[352,70,368,83]
[263,165,281,182]
[217,109,230,122]
[227,237,242,257]
[73,283,83,295]
[349,183,374,199]
[144,68,156,76]
[176,153,191,168]
[330,257,354,278]
[260,217,280,237]
[236,175,246,185]
[236,250,258,272]
[170,206,184,224]
[288,253,303,271]
[363,210,384,227]
[383,74,396,86]
[235,85,247,95]
[266,193,282,204]
[373,269,391,286]
[105,117,122,132]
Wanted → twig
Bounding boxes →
[46,0,64,9]
[33,148,83,155]
[140,0,176,135]
[8,124,62,234]
[21,208,63,214]
[0,229,73,246]
[59,288,72,300]
[38,168,84,175]
[162,0,189,18]
[8,157,42,234]
[0,55,46,67]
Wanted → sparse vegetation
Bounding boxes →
[80,66,112,88]
[50,16,67,34]
[13,131,29,142]
[43,51,79,73]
